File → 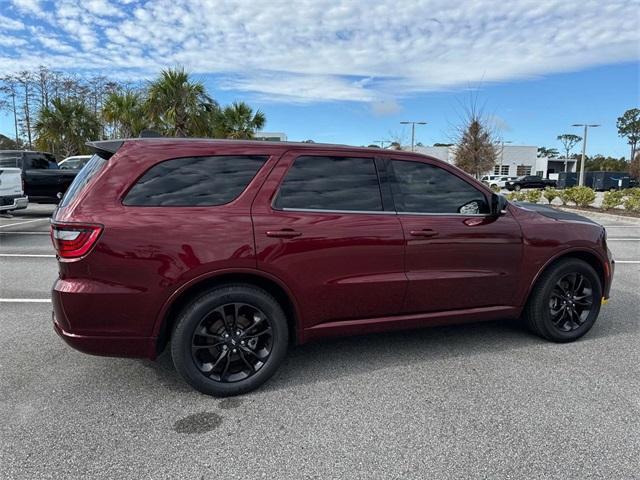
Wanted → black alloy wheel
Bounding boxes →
[172,284,288,396]
[548,273,594,332]
[523,258,602,342]
[191,303,273,383]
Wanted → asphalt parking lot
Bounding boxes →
[1,204,639,479]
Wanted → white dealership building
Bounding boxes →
[414,145,577,178]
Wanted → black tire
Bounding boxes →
[523,259,602,342]
[171,284,289,396]
[514,185,521,191]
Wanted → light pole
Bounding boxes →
[572,124,600,186]
[400,121,427,152]
[499,140,512,174]
[373,140,391,148]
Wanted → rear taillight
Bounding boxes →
[50,223,103,259]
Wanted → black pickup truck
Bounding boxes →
[0,150,78,203]
[505,175,556,191]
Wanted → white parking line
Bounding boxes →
[0,231,49,235]
[607,238,640,241]
[0,218,48,229]
[616,261,640,264]
[0,253,55,258]
[0,298,51,303]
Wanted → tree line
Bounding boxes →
[0,66,265,159]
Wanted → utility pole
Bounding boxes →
[572,124,599,186]
[400,121,427,152]
[373,140,390,148]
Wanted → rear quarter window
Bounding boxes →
[59,154,107,207]
[123,155,268,206]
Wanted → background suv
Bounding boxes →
[51,138,614,396]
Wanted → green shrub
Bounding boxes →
[558,188,573,205]
[602,190,625,210]
[506,191,524,202]
[524,189,542,203]
[624,196,640,212]
[570,186,596,207]
[542,187,558,204]
[624,187,640,200]
[490,184,501,193]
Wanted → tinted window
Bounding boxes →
[26,153,58,169]
[59,154,107,207]
[388,160,489,214]
[124,155,267,206]
[274,156,383,212]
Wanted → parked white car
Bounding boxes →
[0,167,28,212]
[59,155,91,170]
[481,175,513,189]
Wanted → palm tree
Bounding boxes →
[145,68,216,137]
[215,101,266,139]
[34,98,100,158]
[102,91,147,138]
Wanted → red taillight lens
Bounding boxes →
[50,223,103,259]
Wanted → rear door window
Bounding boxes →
[124,155,268,206]
[274,156,383,212]
[25,153,58,169]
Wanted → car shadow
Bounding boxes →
[142,311,631,397]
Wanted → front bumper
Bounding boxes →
[0,195,28,211]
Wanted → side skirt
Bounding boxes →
[301,306,521,343]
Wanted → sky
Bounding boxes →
[0,0,639,157]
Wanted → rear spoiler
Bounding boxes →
[86,140,123,159]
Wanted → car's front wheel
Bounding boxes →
[514,185,522,191]
[523,259,602,342]
[171,284,289,396]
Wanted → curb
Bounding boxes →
[556,207,640,225]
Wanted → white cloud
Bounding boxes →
[11,0,44,16]
[1,0,638,103]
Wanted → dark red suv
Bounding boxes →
[51,138,614,396]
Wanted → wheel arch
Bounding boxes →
[523,248,607,307]
[154,269,301,356]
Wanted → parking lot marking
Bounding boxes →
[607,238,640,241]
[616,260,640,264]
[0,231,49,235]
[0,218,49,229]
[0,253,55,258]
[0,298,51,303]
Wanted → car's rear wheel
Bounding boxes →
[523,259,602,342]
[171,284,288,396]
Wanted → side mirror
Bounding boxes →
[491,193,508,216]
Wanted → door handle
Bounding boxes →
[409,229,438,238]
[265,229,302,238]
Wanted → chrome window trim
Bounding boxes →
[397,211,489,217]
[277,207,396,215]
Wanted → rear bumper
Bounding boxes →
[52,289,156,359]
[0,195,28,211]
